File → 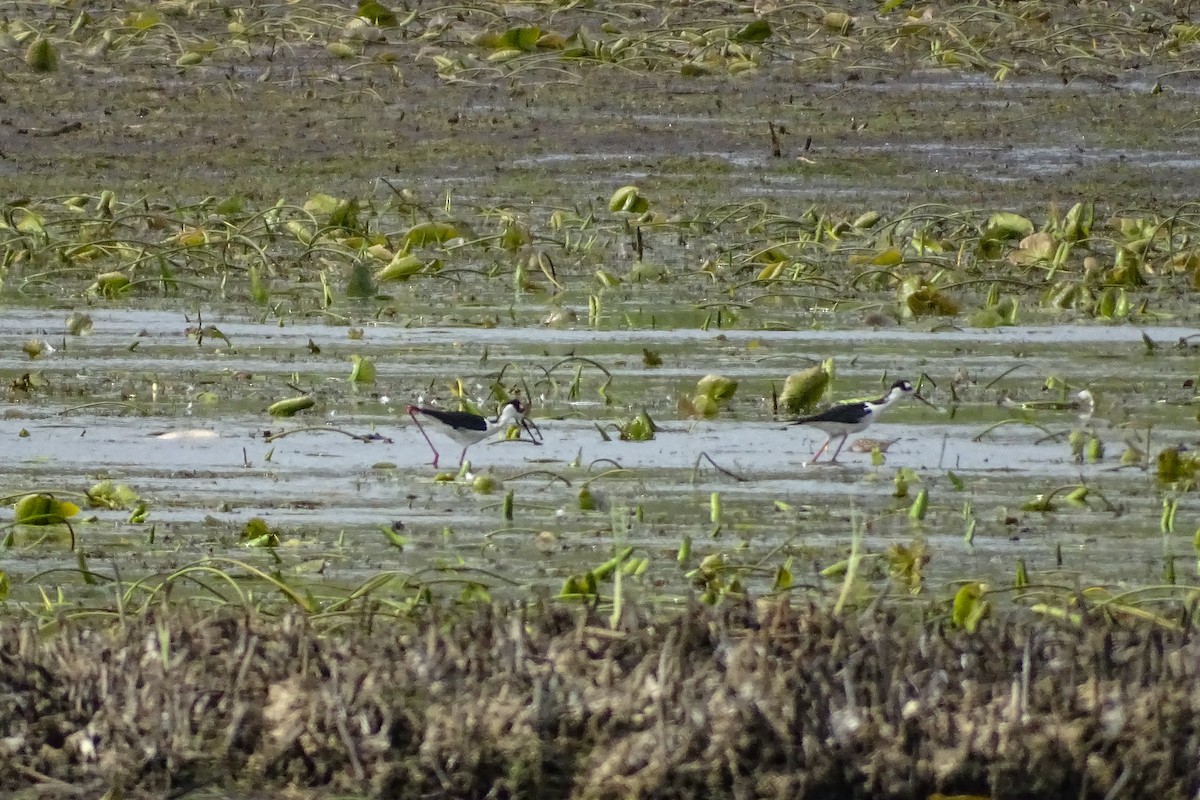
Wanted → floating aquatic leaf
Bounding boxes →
[499,219,531,250]
[268,395,315,417]
[473,475,500,495]
[984,212,1034,241]
[1022,493,1055,512]
[1157,448,1200,484]
[326,41,358,58]
[908,487,929,520]
[349,354,375,384]
[401,221,458,249]
[870,246,903,266]
[375,254,427,282]
[578,486,597,511]
[822,11,854,34]
[175,51,204,66]
[91,271,130,298]
[677,534,692,565]
[1062,200,1093,242]
[14,494,79,525]
[780,362,831,415]
[242,517,271,540]
[608,186,649,214]
[853,211,881,229]
[357,0,397,26]
[560,571,598,599]
[696,374,737,404]
[499,26,541,52]
[734,19,771,43]
[0,571,8,600]
[1008,231,1056,265]
[619,410,656,441]
[951,582,989,632]
[25,37,57,72]
[87,481,139,510]
[901,279,959,318]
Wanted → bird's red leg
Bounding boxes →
[407,407,441,468]
[459,446,468,466]
[811,436,832,462]
[828,434,849,463]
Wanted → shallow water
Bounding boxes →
[1,304,1195,608]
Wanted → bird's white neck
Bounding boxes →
[869,387,907,413]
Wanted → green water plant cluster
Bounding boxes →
[7,190,1200,329]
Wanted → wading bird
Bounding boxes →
[789,379,916,463]
[407,398,541,469]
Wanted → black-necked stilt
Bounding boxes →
[407,398,542,469]
[788,379,916,463]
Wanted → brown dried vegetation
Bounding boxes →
[0,600,1197,798]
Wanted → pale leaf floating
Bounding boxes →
[780,362,831,415]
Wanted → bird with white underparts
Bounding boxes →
[787,379,921,464]
[407,398,542,469]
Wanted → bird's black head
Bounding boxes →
[505,398,528,415]
[892,379,914,393]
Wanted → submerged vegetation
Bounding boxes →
[3,0,1200,795]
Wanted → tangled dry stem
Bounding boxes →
[0,600,1197,798]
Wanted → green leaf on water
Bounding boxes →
[25,37,58,72]
[772,557,793,591]
[375,254,427,282]
[268,395,315,417]
[357,0,397,26]
[90,271,131,298]
[696,374,738,404]
[947,470,965,491]
[498,26,542,51]
[734,19,771,43]
[1062,201,1093,243]
[0,570,8,600]
[984,212,1034,240]
[87,481,139,510]
[677,534,692,565]
[14,494,79,525]
[608,186,649,214]
[908,487,928,520]
[780,362,831,415]
[951,582,988,632]
[578,485,597,511]
[349,354,376,384]
[402,221,459,249]
[619,410,657,441]
[243,533,279,548]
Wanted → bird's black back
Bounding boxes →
[413,407,488,432]
[792,401,870,426]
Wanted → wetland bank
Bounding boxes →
[4,0,1200,796]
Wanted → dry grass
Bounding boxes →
[0,599,1197,798]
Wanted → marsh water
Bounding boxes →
[3,304,1197,609]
